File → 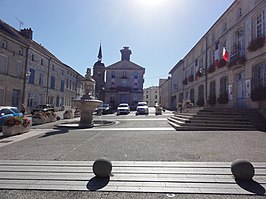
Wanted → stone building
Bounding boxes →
[143,86,159,107]
[105,47,145,108]
[164,0,266,115]
[0,19,84,112]
[159,78,171,110]
[0,20,28,110]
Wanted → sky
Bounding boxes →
[0,0,234,88]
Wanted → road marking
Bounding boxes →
[91,127,175,131]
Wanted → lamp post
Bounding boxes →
[22,70,31,105]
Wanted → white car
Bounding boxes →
[136,102,149,115]
[117,103,130,115]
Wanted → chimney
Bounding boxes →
[20,28,33,40]
[120,46,132,61]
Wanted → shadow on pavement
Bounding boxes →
[86,176,110,191]
[38,127,70,138]
[235,179,265,195]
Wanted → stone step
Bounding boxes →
[168,117,254,127]
[171,115,250,122]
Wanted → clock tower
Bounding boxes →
[92,44,106,102]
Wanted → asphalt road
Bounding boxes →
[0,108,266,198]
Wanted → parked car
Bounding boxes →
[0,106,23,131]
[117,103,130,115]
[136,101,149,115]
[96,103,113,114]
[31,104,55,114]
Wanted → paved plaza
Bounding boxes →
[0,109,265,198]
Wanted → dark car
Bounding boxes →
[96,103,113,115]
[31,104,55,114]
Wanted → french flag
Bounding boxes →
[223,47,229,62]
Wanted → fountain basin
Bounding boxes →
[72,99,102,128]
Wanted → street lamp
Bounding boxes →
[22,70,31,104]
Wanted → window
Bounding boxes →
[252,63,266,89]
[28,68,35,84]
[111,71,115,78]
[134,71,138,79]
[155,95,157,99]
[12,89,20,107]
[0,89,4,105]
[0,54,7,74]
[60,80,65,91]
[31,54,34,61]
[39,73,44,86]
[146,95,148,99]
[2,40,7,49]
[17,60,23,78]
[121,79,128,87]
[256,11,265,38]
[19,48,23,56]
[223,21,227,33]
[41,59,44,66]
[237,7,242,19]
[50,76,55,89]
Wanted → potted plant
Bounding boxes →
[2,116,31,136]
[248,37,265,52]
[32,112,47,125]
[45,111,57,122]
[63,110,73,119]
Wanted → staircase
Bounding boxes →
[168,107,266,131]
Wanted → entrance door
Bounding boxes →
[237,72,245,108]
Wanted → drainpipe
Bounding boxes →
[205,36,208,107]
[22,46,29,105]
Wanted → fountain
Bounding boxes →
[72,68,102,128]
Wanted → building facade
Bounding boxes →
[159,78,171,109]
[0,21,28,109]
[163,0,266,115]
[105,47,145,108]
[0,20,84,112]
[143,86,159,107]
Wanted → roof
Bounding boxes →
[168,60,184,75]
[106,60,145,71]
[0,19,62,64]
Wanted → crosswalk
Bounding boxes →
[0,160,265,195]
